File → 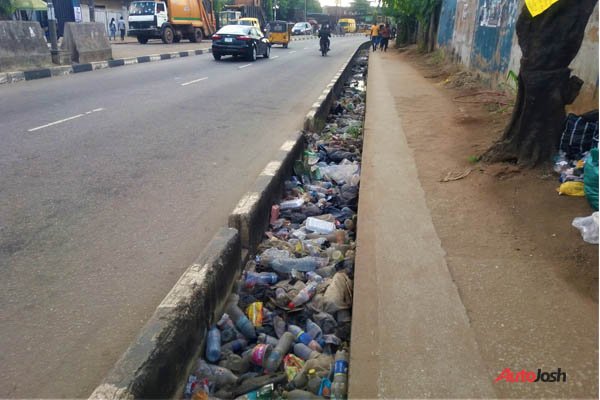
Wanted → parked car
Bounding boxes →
[292,22,312,35]
[211,25,271,61]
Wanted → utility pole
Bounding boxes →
[304,0,306,21]
[46,0,59,63]
[89,0,95,21]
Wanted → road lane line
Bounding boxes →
[181,77,208,86]
[238,64,252,69]
[304,47,309,50]
[288,51,297,54]
[28,108,105,132]
[271,56,279,59]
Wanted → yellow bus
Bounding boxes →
[337,18,356,33]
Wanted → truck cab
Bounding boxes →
[128,0,215,44]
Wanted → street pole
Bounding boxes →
[46,0,59,62]
[89,0,95,21]
[304,0,306,21]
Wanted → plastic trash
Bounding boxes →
[244,272,278,288]
[280,198,305,210]
[288,281,318,309]
[293,343,319,360]
[572,212,599,244]
[246,302,263,328]
[331,350,349,399]
[320,160,360,184]
[221,338,248,353]
[194,359,238,388]
[307,369,321,394]
[226,301,257,340]
[219,352,250,375]
[206,326,221,363]
[283,354,305,382]
[584,148,599,210]
[283,389,322,399]
[273,315,287,338]
[217,314,242,343]
[257,333,279,346]
[289,324,322,352]
[248,344,272,367]
[306,319,323,341]
[306,271,324,283]
[305,217,336,235]
[263,332,295,373]
[557,181,586,196]
[323,272,353,314]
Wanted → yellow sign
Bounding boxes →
[525,0,560,17]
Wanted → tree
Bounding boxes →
[0,0,15,20]
[381,0,440,51]
[351,0,372,18]
[483,1,597,167]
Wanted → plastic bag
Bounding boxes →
[246,302,263,327]
[557,181,585,196]
[584,148,599,210]
[283,354,305,382]
[572,212,599,244]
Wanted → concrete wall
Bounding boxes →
[61,22,112,63]
[438,0,599,111]
[0,21,51,72]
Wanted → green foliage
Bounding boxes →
[0,0,16,19]
[382,0,439,22]
[351,0,373,17]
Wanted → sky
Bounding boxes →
[318,0,379,8]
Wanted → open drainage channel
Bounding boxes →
[184,50,369,400]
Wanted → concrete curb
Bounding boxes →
[228,41,370,254]
[0,48,212,85]
[89,227,241,400]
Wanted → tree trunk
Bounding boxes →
[482,0,597,167]
[426,2,440,53]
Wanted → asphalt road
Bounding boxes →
[0,36,366,398]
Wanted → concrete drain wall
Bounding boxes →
[89,42,370,400]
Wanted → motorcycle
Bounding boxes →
[320,37,330,56]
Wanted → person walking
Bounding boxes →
[118,16,126,41]
[378,24,384,50]
[369,23,379,51]
[109,18,117,41]
[380,23,391,52]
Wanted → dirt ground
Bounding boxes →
[387,45,598,398]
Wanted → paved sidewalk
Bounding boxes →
[348,51,496,398]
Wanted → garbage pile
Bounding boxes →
[183,51,369,400]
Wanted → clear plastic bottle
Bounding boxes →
[221,338,247,353]
[306,271,324,283]
[263,331,295,373]
[205,326,221,363]
[293,343,319,360]
[257,333,279,346]
[226,302,256,340]
[305,217,336,234]
[307,369,321,395]
[305,319,322,341]
[194,359,238,387]
[289,325,322,352]
[275,288,288,304]
[288,281,318,309]
[244,271,278,288]
[217,314,241,343]
[269,256,327,274]
[331,350,349,399]
[273,315,287,338]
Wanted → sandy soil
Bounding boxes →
[387,45,598,398]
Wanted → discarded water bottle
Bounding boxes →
[315,265,336,278]
[306,319,322,341]
[288,281,318,309]
[269,256,326,274]
[221,338,247,353]
[226,302,256,340]
[273,315,287,338]
[306,271,324,283]
[257,333,279,346]
[293,343,319,360]
[275,288,288,304]
[194,359,238,387]
[280,198,305,210]
[244,271,278,288]
[331,350,349,399]
[205,326,221,363]
[217,314,241,343]
[263,331,295,373]
[289,325,322,352]
[307,369,321,395]
[305,217,336,235]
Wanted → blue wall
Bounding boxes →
[437,0,457,47]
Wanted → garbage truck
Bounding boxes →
[128,0,216,44]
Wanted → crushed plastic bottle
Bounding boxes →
[205,326,221,363]
[288,281,318,309]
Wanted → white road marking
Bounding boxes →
[271,56,279,59]
[304,47,309,50]
[238,64,252,69]
[28,108,104,132]
[288,51,297,54]
[181,77,208,86]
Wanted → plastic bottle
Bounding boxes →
[288,325,322,351]
[288,282,318,309]
[280,198,305,210]
[306,319,322,341]
[273,315,287,338]
[257,333,279,346]
[315,265,336,278]
[293,343,319,360]
[263,331,295,373]
[205,326,221,363]
[307,369,321,394]
[331,350,349,399]
[306,271,324,283]
[275,288,288,304]
[268,256,327,274]
[283,389,321,399]
[217,314,241,343]
[244,271,278,288]
[226,302,257,340]
[305,217,336,234]
[194,359,238,387]
[221,338,247,353]
[247,343,272,367]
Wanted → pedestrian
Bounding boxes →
[369,23,379,51]
[391,26,397,39]
[118,16,126,41]
[380,23,391,52]
[109,17,116,41]
[378,24,384,50]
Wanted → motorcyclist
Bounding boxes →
[318,23,331,51]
